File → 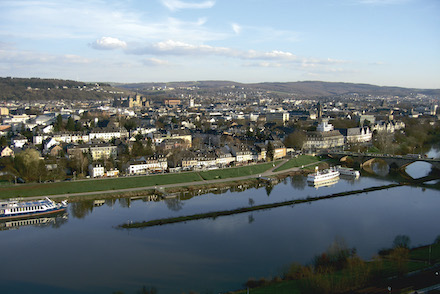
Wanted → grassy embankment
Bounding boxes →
[232,243,440,294]
[0,161,283,199]
[273,155,323,172]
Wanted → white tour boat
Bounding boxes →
[0,197,68,220]
[307,167,340,184]
[335,165,360,178]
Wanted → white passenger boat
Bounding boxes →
[307,167,340,184]
[0,197,68,220]
[335,165,360,178]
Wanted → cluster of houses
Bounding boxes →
[0,90,416,181]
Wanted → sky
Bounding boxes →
[0,0,439,88]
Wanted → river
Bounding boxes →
[1,150,439,294]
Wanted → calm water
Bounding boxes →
[1,157,439,294]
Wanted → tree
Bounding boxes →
[266,141,274,161]
[284,130,306,150]
[0,136,8,147]
[389,247,409,276]
[123,118,138,132]
[14,148,42,182]
[393,235,411,249]
[66,117,75,131]
[54,114,64,131]
[70,149,89,176]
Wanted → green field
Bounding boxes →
[410,243,440,263]
[0,172,202,199]
[273,155,321,172]
[0,161,280,199]
[199,161,281,180]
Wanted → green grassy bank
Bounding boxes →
[0,161,280,199]
[273,155,322,172]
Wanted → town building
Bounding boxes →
[266,112,289,124]
[0,146,14,157]
[304,121,345,151]
[125,156,167,174]
[89,163,105,178]
[338,127,372,144]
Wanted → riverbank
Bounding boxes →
[0,156,323,200]
[229,242,440,294]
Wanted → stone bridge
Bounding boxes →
[325,152,440,170]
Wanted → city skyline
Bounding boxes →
[0,0,439,88]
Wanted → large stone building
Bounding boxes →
[266,112,289,124]
[338,127,372,144]
[303,121,345,151]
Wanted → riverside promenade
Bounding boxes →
[19,158,315,201]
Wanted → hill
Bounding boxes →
[118,80,440,98]
[1,78,439,100]
[0,77,133,101]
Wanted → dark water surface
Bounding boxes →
[1,160,439,294]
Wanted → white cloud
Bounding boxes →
[231,23,242,35]
[0,1,224,43]
[142,58,170,66]
[91,37,127,50]
[161,0,216,11]
[129,40,299,62]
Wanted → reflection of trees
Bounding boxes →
[371,160,389,176]
[118,198,131,208]
[51,213,69,228]
[164,197,184,212]
[248,214,255,224]
[265,185,273,197]
[70,201,94,219]
[290,175,306,190]
[105,199,116,207]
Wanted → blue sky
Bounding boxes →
[0,0,439,88]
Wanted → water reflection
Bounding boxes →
[371,160,390,176]
[164,197,184,211]
[69,200,95,218]
[265,184,274,196]
[0,211,68,231]
[290,175,306,190]
[308,177,339,189]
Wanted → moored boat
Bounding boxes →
[0,197,68,220]
[307,167,340,184]
[335,165,360,177]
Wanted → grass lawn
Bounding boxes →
[0,172,202,199]
[273,155,321,172]
[410,243,440,263]
[0,161,282,199]
[234,280,302,294]
[199,161,281,181]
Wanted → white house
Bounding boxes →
[89,164,105,178]
[126,156,168,174]
[43,137,59,152]
[11,135,28,149]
